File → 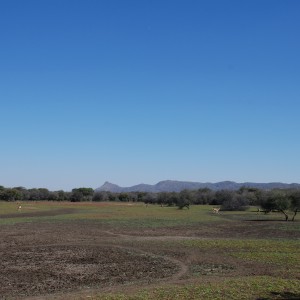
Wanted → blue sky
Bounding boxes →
[1,0,299,191]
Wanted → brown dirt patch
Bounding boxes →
[0,244,178,298]
[0,208,76,219]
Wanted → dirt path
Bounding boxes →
[112,244,189,281]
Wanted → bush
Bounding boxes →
[221,195,249,211]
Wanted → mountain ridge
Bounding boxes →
[96,180,300,193]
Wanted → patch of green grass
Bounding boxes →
[272,223,300,232]
[89,276,300,300]
[70,204,232,228]
[0,202,229,226]
[182,239,300,266]
[218,208,291,222]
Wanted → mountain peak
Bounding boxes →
[98,182,122,192]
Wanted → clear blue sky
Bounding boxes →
[1,0,299,191]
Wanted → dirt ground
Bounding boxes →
[0,209,299,299]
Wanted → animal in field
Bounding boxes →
[212,207,220,214]
[18,205,22,211]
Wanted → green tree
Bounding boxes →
[38,188,50,200]
[213,190,234,205]
[0,189,22,201]
[289,190,300,221]
[137,192,147,202]
[221,194,249,211]
[118,193,130,202]
[57,190,67,201]
[194,188,214,204]
[177,190,191,209]
[71,188,94,202]
[28,188,41,200]
[261,191,290,221]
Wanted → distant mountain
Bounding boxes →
[98,182,124,193]
[96,180,300,193]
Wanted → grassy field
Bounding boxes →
[0,201,299,299]
[0,201,290,225]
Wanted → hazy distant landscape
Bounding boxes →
[97,180,300,193]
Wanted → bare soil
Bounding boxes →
[0,213,299,299]
[0,208,76,219]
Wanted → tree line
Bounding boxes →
[0,185,299,221]
[94,187,300,219]
[0,186,93,202]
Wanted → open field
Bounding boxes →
[0,201,299,300]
